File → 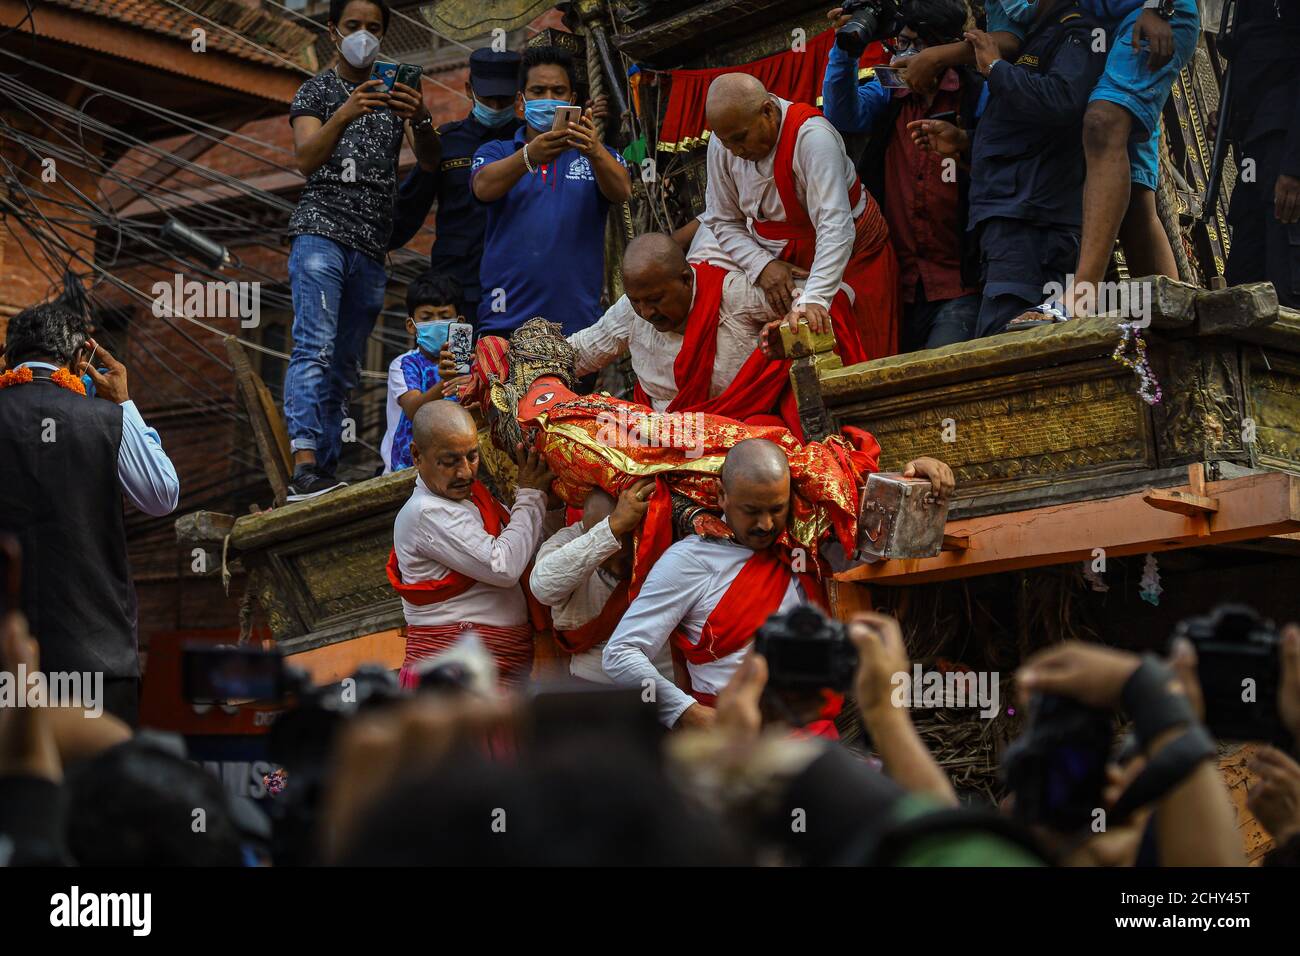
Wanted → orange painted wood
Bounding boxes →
[836,471,1300,586]
[285,629,405,686]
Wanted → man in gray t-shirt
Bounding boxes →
[282,0,440,500]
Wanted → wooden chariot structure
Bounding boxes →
[172,0,1287,853]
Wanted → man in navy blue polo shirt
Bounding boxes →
[471,45,631,338]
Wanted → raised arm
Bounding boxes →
[848,612,958,806]
[793,124,856,311]
[530,521,621,607]
[291,79,388,177]
[701,137,776,286]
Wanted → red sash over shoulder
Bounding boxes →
[672,545,826,666]
[751,102,899,364]
[555,578,631,655]
[632,261,800,434]
[386,481,509,606]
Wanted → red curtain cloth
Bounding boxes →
[656,30,888,152]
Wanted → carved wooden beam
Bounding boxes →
[613,0,821,62]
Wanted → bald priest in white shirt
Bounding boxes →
[566,231,799,426]
[387,401,556,688]
[603,438,953,729]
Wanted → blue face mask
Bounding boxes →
[81,373,96,399]
[415,320,450,355]
[522,98,570,133]
[472,99,517,128]
[999,0,1037,23]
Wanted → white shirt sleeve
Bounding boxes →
[721,270,778,334]
[421,487,547,587]
[530,518,622,608]
[793,123,855,310]
[568,296,634,378]
[701,137,775,287]
[603,546,706,726]
[117,400,180,516]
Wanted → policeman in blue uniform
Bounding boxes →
[1222,0,1300,308]
[388,49,523,320]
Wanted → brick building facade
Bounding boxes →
[1,0,565,664]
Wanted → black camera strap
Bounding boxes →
[1109,725,1217,826]
[1121,655,1197,747]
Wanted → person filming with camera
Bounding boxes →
[821,1,984,351]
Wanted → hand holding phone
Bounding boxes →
[370,60,399,91]
[551,105,582,131]
[874,65,908,89]
[448,322,474,374]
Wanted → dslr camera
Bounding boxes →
[754,603,857,692]
[835,0,907,58]
[1002,693,1114,833]
[1172,603,1290,746]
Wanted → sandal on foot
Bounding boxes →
[1007,299,1071,330]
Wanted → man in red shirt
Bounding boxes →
[821,2,982,352]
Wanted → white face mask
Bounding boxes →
[337,28,380,69]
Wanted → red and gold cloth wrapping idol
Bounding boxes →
[509,376,879,597]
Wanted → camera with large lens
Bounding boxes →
[1172,603,1289,746]
[835,0,906,59]
[754,603,857,692]
[1002,693,1114,833]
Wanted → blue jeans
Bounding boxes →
[902,291,979,352]
[284,235,388,475]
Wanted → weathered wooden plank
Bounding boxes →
[225,336,291,507]
[613,0,812,61]
[1195,282,1278,336]
[819,317,1124,405]
[174,510,236,544]
[229,468,415,551]
[1234,305,1300,350]
[1144,486,1219,516]
[1121,274,1200,329]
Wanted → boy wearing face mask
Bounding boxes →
[470,46,633,339]
[388,50,523,322]
[284,0,441,501]
[382,273,472,474]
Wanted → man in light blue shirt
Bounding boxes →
[0,302,179,726]
[11,350,180,517]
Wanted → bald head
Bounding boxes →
[621,232,695,335]
[411,401,480,500]
[720,438,790,493]
[705,74,780,163]
[413,400,476,453]
[705,73,770,125]
[719,439,791,550]
[623,232,687,285]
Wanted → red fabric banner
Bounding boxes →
[656,30,887,152]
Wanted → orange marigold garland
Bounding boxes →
[0,365,86,395]
[0,367,33,388]
[50,367,87,395]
